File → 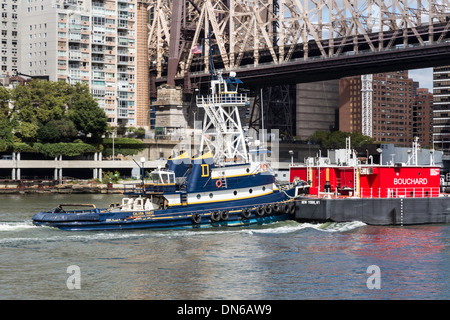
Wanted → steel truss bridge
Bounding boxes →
[142,0,450,135]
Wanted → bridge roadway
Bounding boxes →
[158,22,450,89]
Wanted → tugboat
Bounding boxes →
[32,72,302,231]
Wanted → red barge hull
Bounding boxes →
[290,165,441,199]
[289,161,449,225]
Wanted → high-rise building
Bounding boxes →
[296,80,340,140]
[433,66,450,173]
[340,71,433,147]
[372,71,415,146]
[413,88,434,147]
[17,0,149,128]
[433,66,450,167]
[0,0,19,77]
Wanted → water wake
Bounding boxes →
[245,220,366,235]
[0,221,36,232]
[0,220,367,247]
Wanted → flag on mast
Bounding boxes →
[191,45,202,54]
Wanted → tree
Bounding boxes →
[0,86,11,118]
[101,137,145,157]
[15,121,40,143]
[309,131,331,147]
[7,80,108,145]
[67,83,108,141]
[38,119,78,143]
[127,126,146,139]
[309,130,374,149]
[11,80,69,125]
[0,87,14,151]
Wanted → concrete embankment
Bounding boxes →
[0,180,123,194]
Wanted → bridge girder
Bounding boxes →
[143,0,450,85]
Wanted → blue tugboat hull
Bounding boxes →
[32,189,299,231]
[35,214,292,232]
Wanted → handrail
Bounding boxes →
[196,93,248,105]
[359,187,440,198]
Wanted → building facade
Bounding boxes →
[17,0,149,128]
[340,71,433,147]
[413,88,434,148]
[296,80,340,140]
[0,0,19,78]
[433,66,450,165]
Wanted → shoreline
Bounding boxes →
[0,180,125,194]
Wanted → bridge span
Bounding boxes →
[143,0,450,91]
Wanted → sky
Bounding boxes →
[409,68,433,92]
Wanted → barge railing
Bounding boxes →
[360,187,440,198]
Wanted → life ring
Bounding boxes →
[220,210,229,221]
[264,204,273,215]
[211,211,221,222]
[241,208,251,219]
[256,206,265,217]
[216,180,223,188]
[261,164,268,171]
[191,213,202,224]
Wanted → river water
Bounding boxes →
[0,194,449,300]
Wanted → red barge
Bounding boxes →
[289,138,450,225]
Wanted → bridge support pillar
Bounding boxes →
[93,168,102,181]
[152,85,189,129]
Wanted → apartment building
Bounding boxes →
[17,0,149,128]
[0,0,19,78]
[433,66,450,162]
[413,88,433,148]
[296,80,340,140]
[340,71,433,147]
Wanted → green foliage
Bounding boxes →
[10,142,36,153]
[38,119,78,143]
[309,130,374,149]
[0,80,109,157]
[0,86,11,118]
[15,121,40,142]
[101,137,145,157]
[127,126,146,139]
[101,171,121,184]
[33,142,97,157]
[67,83,108,141]
[10,80,69,125]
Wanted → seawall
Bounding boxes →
[0,180,122,194]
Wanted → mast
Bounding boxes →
[196,71,249,165]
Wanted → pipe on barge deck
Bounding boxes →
[294,196,450,225]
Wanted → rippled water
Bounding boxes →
[0,194,449,300]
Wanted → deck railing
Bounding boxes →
[360,187,440,198]
[196,94,248,106]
